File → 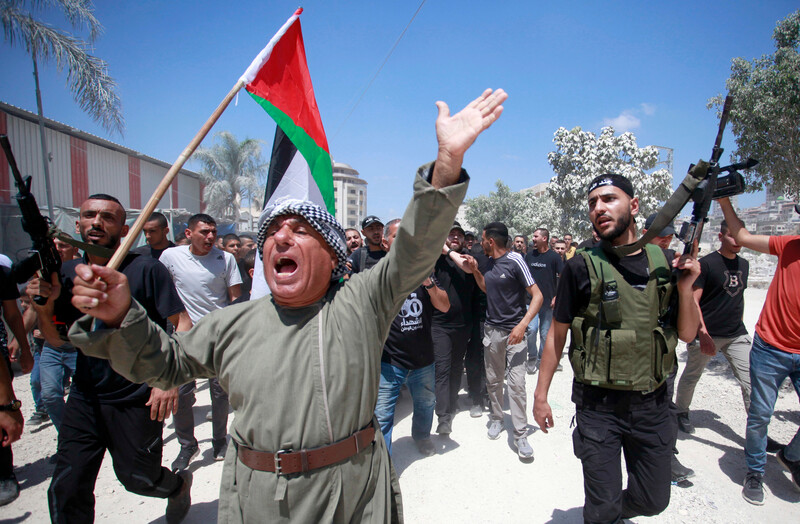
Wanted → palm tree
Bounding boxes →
[1,0,124,135]
[194,131,267,229]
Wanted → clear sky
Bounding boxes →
[2,1,796,222]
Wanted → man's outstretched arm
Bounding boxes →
[718,197,770,254]
[533,320,569,433]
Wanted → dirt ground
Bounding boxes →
[2,287,798,523]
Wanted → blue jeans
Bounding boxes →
[527,305,553,361]
[30,340,45,413]
[374,362,435,454]
[40,343,77,432]
[745,333,800,473]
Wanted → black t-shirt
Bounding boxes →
[554,248,676,324]
[694,251,748,338]
[524,249,563,306]
[132,241,176,260]
[0,266,20,355]
[347,246,386,274]
[237,258,253,297]
[432,254,478,328]
[57,254,184,404]
[382,285,435,370]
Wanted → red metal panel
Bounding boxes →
[0,111,9,204]
[172,176,179,208]
[128,156,141,209]
[70,136,88,206]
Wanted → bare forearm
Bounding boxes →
[677,287,701,343]
[535,321,568,401]
[431,152,465,189]
[428,286,450,313]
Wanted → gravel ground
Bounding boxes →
[2,288,798,523]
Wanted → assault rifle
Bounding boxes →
[0,135,61,305]
[676,96,757,254]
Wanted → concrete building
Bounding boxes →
[332,161,367,229]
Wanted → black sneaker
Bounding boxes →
[677,412,696,434]
[766,436,785,454]
[742,471,765,505]
[171,445,199,472]
[212,439,228,461]
[671,455,695,483]
[0,474,19,507]
[166,470,192,523]
[777,448,800,491]
[27,411,49,426]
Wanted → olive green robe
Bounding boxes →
[69,165,467,523]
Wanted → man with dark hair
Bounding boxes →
[133,212,175,260]
[238,233,256,257]
[534,174,700,523]
[27,194,191,522]
[563,233,576,260]
[717,198,800,505]
[158,213,242,471]
[374,218,448,456]
[676,220,756,435]
[513,235,528,255]
[431,221,482,433]
[465,222,542,458]
[550,235,559,250]
[553,239,567,259]
[66,88,507,521]
[347,216,386,274]
[222,233,242,261]
[345,228,363,256]
[524,227,563,374]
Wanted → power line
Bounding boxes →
[331,0,427,140]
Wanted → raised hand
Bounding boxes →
[70,264,132,328]
[432,88,507,188]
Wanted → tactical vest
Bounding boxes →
[568,244,678,392]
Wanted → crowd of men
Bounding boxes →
[0,87,798,523]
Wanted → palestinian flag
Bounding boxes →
[240,8,334,215]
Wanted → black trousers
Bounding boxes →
[464,320,487,403]
[48,394,182,523]
[572,386,674,524]
[432,326,470,419]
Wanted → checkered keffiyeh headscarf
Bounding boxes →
[257,198,348,281]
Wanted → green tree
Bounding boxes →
[194,131,267,229]
[1,0,124,134]
[546,126,672,238]
[709,10,800,199]
[464,180,524,235]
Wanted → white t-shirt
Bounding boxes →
[158,245,242,324]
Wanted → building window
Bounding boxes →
[349,189,356,195]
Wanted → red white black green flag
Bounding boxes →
[240,8,334,215]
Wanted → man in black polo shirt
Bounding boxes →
[347,215,386,274]
[431,221,482,434]
[524,228,563,374]
[28,194,192,523]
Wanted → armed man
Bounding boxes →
[63,88,506,522]
[534,174,700,523]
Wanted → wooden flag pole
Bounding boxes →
[108,79,245,270]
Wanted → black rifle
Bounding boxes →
[0,135,62,305]
[677,96,758,255]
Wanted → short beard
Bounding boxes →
[596,210,632,242]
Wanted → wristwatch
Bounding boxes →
[446,249,454,256]
[424,282,436,289]
[0,399,21,412]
